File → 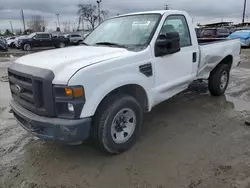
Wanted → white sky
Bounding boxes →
[0,0,249,32]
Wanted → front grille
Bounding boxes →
[8,63,55,117]
[8,71,45,113]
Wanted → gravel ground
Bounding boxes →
[1,50,250,188]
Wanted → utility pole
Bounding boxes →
[242,0,247,25]
[9,21,14,33]
[55,22,58,28]
[20,9,26,32]
[56,13,60,31]
[164,5,170,10]
[97,0,102,24]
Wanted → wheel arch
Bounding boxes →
[212,55,233,73]
[95,84,149,115]
[79,81,151,118]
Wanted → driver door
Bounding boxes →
[33,34,43,47]
[152,15,197,96]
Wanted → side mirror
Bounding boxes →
[155,31,180,57]
[32,36,36,39]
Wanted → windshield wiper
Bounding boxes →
[94,42,126,48]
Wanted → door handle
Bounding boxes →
[193,52,197,63]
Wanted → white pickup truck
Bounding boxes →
[9,10,240,154]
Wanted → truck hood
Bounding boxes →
[15,45,131,84]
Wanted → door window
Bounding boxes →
[72,35,81,38]
[160,15,192,47]
[35,34,42,39]
[40,34,50,39]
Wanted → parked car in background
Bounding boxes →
[200,28,230,38]
[15,35,28,49]
[64,34,83,45]
[6,36,17,48]
[0,36,8,51]
[228,30,250,47]
[18,32,70,51]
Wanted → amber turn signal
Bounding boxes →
[65,87,84,97]
[73,87,84,97]
[65,88,73,96]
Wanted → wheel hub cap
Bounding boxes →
[220,71,228,89]
[111,108,136,144]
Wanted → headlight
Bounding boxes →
[54,86,85,119]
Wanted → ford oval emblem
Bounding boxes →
[15,85,21,93]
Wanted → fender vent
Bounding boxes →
[139,63,153,77]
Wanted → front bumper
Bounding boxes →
[10,99,92,145]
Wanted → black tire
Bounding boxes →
[10,43,14,48]
[23,43,32,51]
[92,94,143,154]
[208,64,230,96]
[59,42,65,48]
[77,40,83,45]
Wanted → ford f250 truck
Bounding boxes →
[8,10,241,154]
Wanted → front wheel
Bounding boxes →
[77,40,82,45]
[208,64,230,96]
[92,94,143,154]
[23,43,32,51]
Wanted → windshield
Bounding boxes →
[84,14,161,47]
[28,33,36,37]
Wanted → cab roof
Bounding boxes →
[118,10,187,17]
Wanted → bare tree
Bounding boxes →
[76,4,108,30]
[27,15,47,32]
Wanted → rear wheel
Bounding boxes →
[23,43,31,51]
[59,42,65,48]
[208,64,230,96]
[92,94,143,154]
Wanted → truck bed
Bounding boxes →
[196,38,241,79]
[198,38,230,45]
